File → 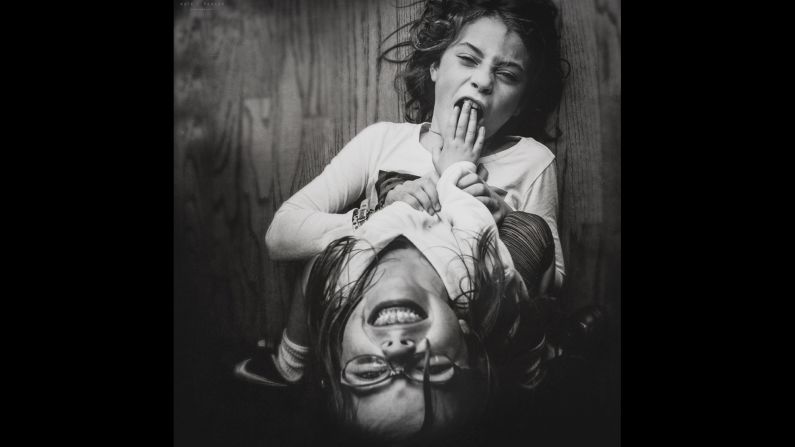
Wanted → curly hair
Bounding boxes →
[379,0,568,143]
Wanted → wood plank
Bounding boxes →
[554,0,610,311]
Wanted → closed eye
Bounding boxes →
[412,356,455,374]
[346,359,389,380]
[354,370,386,380]
[457,54,478,66]
[496,70,520,82]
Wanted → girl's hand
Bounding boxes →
[432,100,486,175]
[456,169,511,224]
[384,172,441,216]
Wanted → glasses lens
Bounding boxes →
[409,354,456,383]
[343,355,390,386]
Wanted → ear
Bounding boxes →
[430,62,439,82]
[458,319,471,335]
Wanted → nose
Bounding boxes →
[381,336,416,360]
[470,66,493,94]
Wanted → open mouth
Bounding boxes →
[368,300,428,327]
[455,97,484,123]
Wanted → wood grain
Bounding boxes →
[174,0,620,352]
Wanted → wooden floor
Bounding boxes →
[174,0,620,444]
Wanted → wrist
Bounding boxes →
[439,161,478,180]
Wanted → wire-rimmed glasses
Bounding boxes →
[341,351,465,388]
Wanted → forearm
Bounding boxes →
[266,203,354,260]
[265,123,384,260]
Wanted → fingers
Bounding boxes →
[410,188,435,214]
[476,196,497,210]
[463,183,490,197]
[455,100,472,139]
[476,163,489,182]
[419,179,441,212]
[472,125,485,158]
[465,104,478,145]
[446,105,460,141]
[435,101,483,173]
[396,185,434,215]
[456,172,481,189]
[392,178,442,215]
[399,193,422,210]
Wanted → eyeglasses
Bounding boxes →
[341,351,466,388]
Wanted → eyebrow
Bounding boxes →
[457,42,525,72]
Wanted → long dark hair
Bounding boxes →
[304,229,548,442]
[379,0,568,143]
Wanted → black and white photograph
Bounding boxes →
[174,0,620,445]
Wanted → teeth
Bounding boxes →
[458,99,479,109]
[373,307,423,326]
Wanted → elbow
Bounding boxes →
[264,223,287,260]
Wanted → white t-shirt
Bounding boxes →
[338,161,518,303]
[265,121,565,288]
